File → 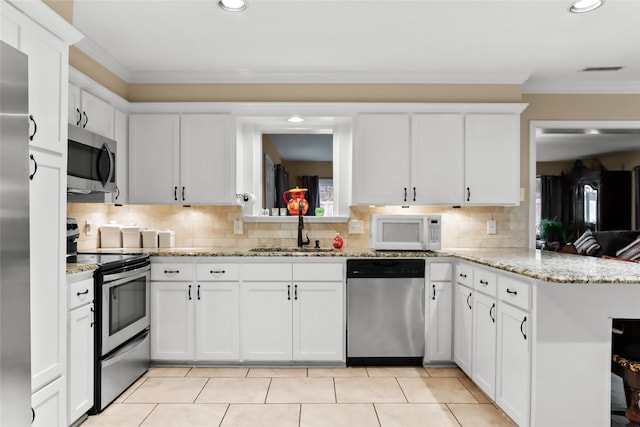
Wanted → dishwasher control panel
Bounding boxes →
[346,259,425,278]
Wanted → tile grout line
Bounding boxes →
[371,402,383,427]
[191,377,212,404]
[136,403,158,427]
[444,403,464,427]
[394,377,410,403]
[456,377,481,404]
[264,377,273,404]
[217,403,231,427]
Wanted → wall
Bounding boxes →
[67,203,526,251]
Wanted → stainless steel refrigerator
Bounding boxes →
[0,40,32,425]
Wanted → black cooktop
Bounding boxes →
[73,252,149,269]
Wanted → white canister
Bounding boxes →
[121,226,143,248]
[141,229,159,248]
[158,230,175,248]
[99,224,122,248]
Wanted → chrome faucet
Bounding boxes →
[297,200,310,247]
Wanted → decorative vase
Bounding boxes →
[332,233,344,249]
[283,187,309,216]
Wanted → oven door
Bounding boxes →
[101,265,150,355]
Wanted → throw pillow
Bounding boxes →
[573,230,601,256]
[616,237,640,261]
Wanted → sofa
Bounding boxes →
[561,230,640,259]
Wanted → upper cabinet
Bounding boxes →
[1,1,82,155]
[129,113,236,205]
[68,83,115,139]
[353,106,525,206]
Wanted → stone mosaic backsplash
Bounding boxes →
[67,203,529,251]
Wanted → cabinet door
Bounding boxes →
[195,283,240,361]
[32,377,65,427]
[29,151,65,392]
[150,282,194,360]
[496,303,531,427]
[411,114,464,205]
[293,282,344,361]
[180,114,235,204]
[472,292,497,399]
[453,283,473,376]
[80,90,114,138]
[354,114,410,205]
[21,20,68,153]
[112,109,128,204]
[428,281,453,361]
[129,114,180,204]
[464,114,519,205]
[240,283,292,361]
[68,304,94,424]
[68,82,82,127]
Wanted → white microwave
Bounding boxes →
[370,214,442,251]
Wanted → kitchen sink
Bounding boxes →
[248,247,336,253]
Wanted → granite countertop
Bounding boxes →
[65,247,640,284]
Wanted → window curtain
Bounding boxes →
[541,175,562,221]
[635,166,640,230]
[302,176,319,216]
[274,164,289,210]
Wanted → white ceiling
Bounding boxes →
[536,128,640,161]
[267,134,333,162]
[72,0,640,93]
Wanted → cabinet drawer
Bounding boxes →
[430,262,452,281]
[292,263,343,282]
[242,263,292,281]
[474,268,497,296]
[196,263,240,281]
[68,278,94,310]
[151,263,194,281]
[498,276,530,310]
[456,263,473,286]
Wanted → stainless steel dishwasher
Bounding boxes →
[346,259,425,366]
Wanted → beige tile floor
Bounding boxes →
[81,366,517,427]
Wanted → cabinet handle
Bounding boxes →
[520,316,527,340]
[188,284,192,300]
[489,302,496,323]
[459,273,467,279]
[432,284,436,300]
[287,284,291,301]
[29,154,37,180]
[32,408,35,423]
[174,186,178,201]
[506,288,518,296]
[164,269,180,274]
[90,307,94,328]
[467,187,471,202]
[479,279,488,286]
[77,289,89,296]
[210,270,226,274]
[29,115,37,141]
[466,292,472,309]
[413,187,416,202]
[197,284,201,300]
[182,186,185,201]
[403,187,407,202]
[83,111,88,128]
[76,108,82,126]
[115,185,121,200]
[294,284,298,300]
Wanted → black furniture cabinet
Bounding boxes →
[560,162,632,236]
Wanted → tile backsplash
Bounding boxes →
[67,203,529,251]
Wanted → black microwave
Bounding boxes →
[67,124,117,194]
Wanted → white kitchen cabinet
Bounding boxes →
[472,291,497,399]
[427,262,453,361]
[496,302,531,427]
[129,113,235,205]
[29,150,66,393]
[453,281,474,376]
[150,282,194,360]
[195,282,240,361]
[241,262,345,362]
[411,114,464,205]
[31,377,65,427]
[68,83,115,139]
[112,108,129,204]
[353,114,411,205]
[464,113,520,205]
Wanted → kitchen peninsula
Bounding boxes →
[68,248,640,427]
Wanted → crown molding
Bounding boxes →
[523,80,640,94]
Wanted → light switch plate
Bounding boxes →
[487,220,497,235]
[348,219,364,234]
[86,220,94,236]
[233,220,243,235]
[520,187,525,202]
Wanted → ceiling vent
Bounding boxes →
[581,66,623,72]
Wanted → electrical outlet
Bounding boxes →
[487,220,497,235]
[86,220,94,236]
[233,220,243,235]
[348,220,364,234]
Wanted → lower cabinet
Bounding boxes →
[195,282,240,360]
[472,291,497,399]
[31,377,65,427]
[453,282,473,375]
[150,281,194,360]
[427,262,453,362]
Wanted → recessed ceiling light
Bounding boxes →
[569,0,604,13]
[218,0,247,12]
[287,116,305,123]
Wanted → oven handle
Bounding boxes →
[103,264,151,283]
[102,329,150,369]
